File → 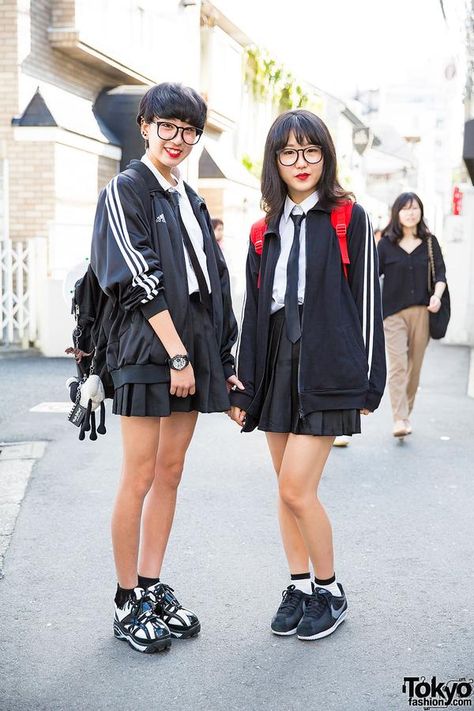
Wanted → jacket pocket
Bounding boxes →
[301,323,368,393]
[117,310,167,367]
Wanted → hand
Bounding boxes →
[170,363,196,398]
[360,408,371,416]
[427,294,441,313]
[226,374,245,394]
[230,406,246,427]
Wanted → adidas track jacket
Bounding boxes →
[91,160,237,388]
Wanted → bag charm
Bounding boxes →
[67,373,106,441]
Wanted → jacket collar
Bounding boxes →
[126,159,167,194]
[126,159,205,209]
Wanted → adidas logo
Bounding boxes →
[155,213,166,223]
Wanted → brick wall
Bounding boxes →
[0,0,125,243]
[0,0,19,130]
[9,141,55,242]
[22,0,111,100]
[98,155,119,193]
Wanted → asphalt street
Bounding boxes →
[0,342,473,711]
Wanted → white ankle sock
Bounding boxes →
[290,574,312,595]
[314,577,340,596]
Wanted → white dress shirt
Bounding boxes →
[271,191,319,313]
[141,154,211,295]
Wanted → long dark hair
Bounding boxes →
[382,192,431,244]
[261,109,353,224]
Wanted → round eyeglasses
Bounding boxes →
[154,120,203,145]
[277,146,323,167]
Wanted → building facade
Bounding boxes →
[1,0,373,355]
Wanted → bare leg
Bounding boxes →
[266,432,310,574]
[112,416,161,589]
[138,411,199,578]
[278,434,335,580]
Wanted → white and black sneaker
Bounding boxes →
[297,584,348,640]
[147,582,201,639]
[113,587,172,653]
[271,585,309,636]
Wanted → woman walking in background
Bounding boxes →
[377,192,447,438]
[230,109,386,641]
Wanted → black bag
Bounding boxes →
[66,164,152,439]
[66,265,115,440]
[427,235,450,340]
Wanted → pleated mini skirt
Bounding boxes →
[112,295,231,417]
[257,306,361,436]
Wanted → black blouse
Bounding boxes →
[377,235,446,318]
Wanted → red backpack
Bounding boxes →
[250,201,353,286]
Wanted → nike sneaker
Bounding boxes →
[297,584,347,640]
[271,584,309,636]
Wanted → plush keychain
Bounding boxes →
[67,374,106,441]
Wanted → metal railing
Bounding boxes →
[0,239,40,346]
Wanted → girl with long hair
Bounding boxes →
[230,109,386,641]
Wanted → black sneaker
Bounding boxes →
[113,587,172,653]
[147,582,201,639]
[297,584,348,640]
[271,584,309,636]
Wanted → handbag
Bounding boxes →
[427,235,450,339]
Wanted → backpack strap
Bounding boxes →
[249,217,267,288]
[250,217,267,255]
[330,201,353,279]
[122,166,153,224]
[250,202,354,288]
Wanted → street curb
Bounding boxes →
[0,441,47,579]
[0,347,41,360]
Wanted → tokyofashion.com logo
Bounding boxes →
[402,676,473,707]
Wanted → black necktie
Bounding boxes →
[168,190,212,313]
[285,212,305,343]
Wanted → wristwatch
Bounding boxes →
[168,354,190,371]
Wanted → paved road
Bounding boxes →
[0,343,473,711]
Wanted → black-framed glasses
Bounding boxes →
[154,120,203,145]
[277,146,323,166]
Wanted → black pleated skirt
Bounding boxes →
[112,297,231,417]
[257,306,361,436]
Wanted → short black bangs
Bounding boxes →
[137,82,207,129]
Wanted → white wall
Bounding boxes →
[443,185,474,347]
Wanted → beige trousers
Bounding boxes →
[383,306,430,422]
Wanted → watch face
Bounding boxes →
[173,355,188,371]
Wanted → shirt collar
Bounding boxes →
[141,153,184,195]
[283,191,319,223]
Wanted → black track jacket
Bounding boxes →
[90,160,237,388]
[231,202,386,423]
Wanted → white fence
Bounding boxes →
[0,239,40,346]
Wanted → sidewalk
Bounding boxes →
[0,342,473,711]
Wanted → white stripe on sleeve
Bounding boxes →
[106,177,159,300]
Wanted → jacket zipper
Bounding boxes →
[297,304,305,419]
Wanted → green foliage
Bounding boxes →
[244,46,313,111]
[242,153,262,180]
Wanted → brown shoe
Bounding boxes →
[393,420,408,437]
